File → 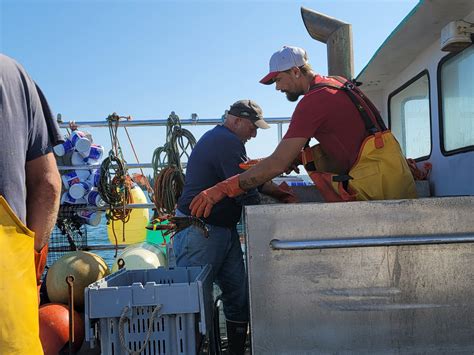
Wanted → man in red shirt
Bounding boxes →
[265,47,375,173]
[189,45,415,218]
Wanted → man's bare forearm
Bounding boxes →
[239,157,283,190]
[26,153,61,251]
[238,137,308,191]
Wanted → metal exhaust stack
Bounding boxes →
[301,7,354,79]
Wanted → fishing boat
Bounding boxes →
[45,0,473,353]
[244,1,474,354]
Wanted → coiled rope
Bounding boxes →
[98,113,133,253]
[152,112,196,215]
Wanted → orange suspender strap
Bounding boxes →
[373,131,384,149]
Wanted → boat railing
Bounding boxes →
[56,115,291,209]
[58,115,291,139]
[53,115,292,252]
[57,115,291,170]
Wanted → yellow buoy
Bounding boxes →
[111,242,167,272]
[46,251,110,309]
[107,185,149,245]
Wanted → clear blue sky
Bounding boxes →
[1,0,418,170]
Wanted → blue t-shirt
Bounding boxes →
[178,125,259,227]
[0,54,52,223]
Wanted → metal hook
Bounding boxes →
[66,275,75,354]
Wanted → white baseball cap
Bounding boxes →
[260,46,308,85]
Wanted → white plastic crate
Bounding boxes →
[84,265,213,355]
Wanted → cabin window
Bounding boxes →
[389,72,431,159]
[440,45,474,154]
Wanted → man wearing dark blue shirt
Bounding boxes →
[175,100,295,354]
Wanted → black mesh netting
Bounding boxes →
[46,205,89,270]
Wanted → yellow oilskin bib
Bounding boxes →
[302,76,417,202]
[347,130,417,200]
[0,196,43,354]
[307,131,417,202]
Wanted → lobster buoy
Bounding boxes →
[107,185,149,245]
[46,251,110,309]
[111,242,166,272]
[39,303,84,354]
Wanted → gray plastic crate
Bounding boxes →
[84,265,213,355]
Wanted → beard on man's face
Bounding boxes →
[285,91,303,102]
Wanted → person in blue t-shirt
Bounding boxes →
[174,99,296,354]
[0,54,61,353]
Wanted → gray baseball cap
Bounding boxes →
[228,99,270,129]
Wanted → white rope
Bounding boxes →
[118,304,163,354]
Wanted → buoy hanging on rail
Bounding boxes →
[106,184,149,245]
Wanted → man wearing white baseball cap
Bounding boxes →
[259,45,308,86]
[189,46,416,217]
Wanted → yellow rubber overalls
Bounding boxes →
[302,77,417,202]
[0,196,43,354]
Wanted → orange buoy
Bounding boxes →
[39,303,84,354]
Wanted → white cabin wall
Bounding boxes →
[363,29,474,196]
[363,89,385,124]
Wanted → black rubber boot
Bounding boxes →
[226,320,248,355]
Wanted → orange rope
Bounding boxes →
[123,126,154,194]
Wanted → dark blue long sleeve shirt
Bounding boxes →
[177,125,259,227]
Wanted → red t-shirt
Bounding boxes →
[284,75,377,172]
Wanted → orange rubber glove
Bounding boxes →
[35,244,48,285]
[239,158,265,170]
[274,182,298,203]
[190,175,245,218]
[35,244,49,302]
